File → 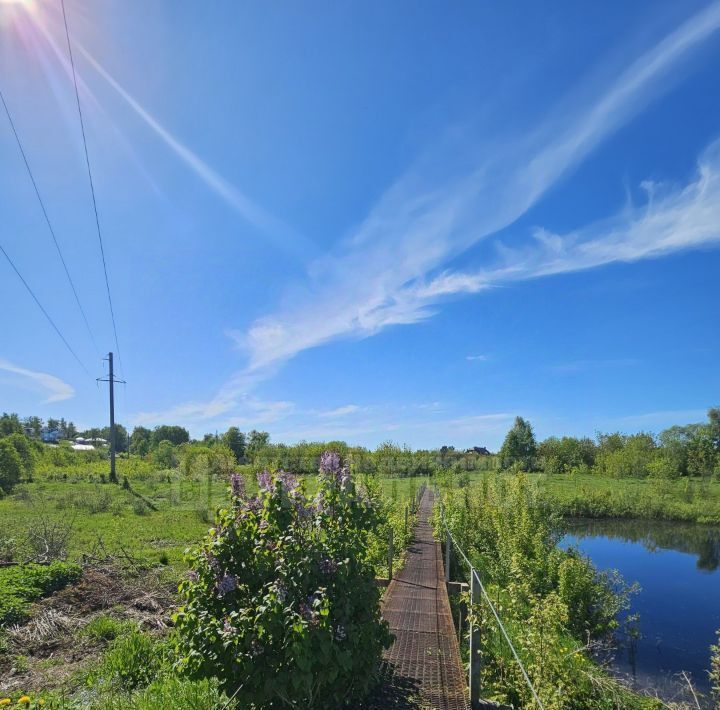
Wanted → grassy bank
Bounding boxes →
[436,473,665,708]
[533,472,720,525]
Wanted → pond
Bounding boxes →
[562,518,720,702]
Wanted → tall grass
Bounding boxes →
[436,472,662,709]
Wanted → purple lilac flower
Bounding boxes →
[275,581,288,604]
[335,624,347,641]
[230,472,245,500]
[216,572,238,597]
[338,466,352,490]
[313,493,327,515]
[223,618,236,636]
[298,602,312,621]
[319,451,341,475]
[204,551,222,574]
[319,557,337,575]
[187,570,199,582]
[257,470,273,491]
[295,498,312,521]
[244,496,262,514]
[278,470,299,493]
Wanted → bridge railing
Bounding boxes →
[438,498,546,710]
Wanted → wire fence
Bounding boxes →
[437,495,546,710]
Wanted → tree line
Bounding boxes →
[498,407,720,478]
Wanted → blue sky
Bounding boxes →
[1,0,719,449]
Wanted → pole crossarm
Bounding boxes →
[438,497,546,710]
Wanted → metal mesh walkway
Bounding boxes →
[375,488,469,710]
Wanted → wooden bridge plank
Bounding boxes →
[374,488,469,710]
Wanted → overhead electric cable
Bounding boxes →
[0,242,89,375]
[0,87,100,356]
[60,0,123,374]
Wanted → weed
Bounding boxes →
[78,615,134,644]
[87,628,167,692]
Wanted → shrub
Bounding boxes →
[3,433,35,477]
[0,440,23,492]
[152,441,177,469]
[174,453,392,707]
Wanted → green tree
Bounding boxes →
[22,416,43,439]
[151,425,190,447]
[153,440,178,469]
[539,436,596,475]
[0,413,23,437]
[99,424,129,453]
[0,439,23,492]
[3,433,35,476]
[499,416,537,470]
[130,426,152,456]
[246,430,270,462]
[222,427,246,462]
[687,428,717,477]
[707,407,720,452]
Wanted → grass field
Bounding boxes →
[0,466,427,572]
[447,470,720,524]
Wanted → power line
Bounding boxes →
[60,0,124,375]
[0,87,100,357]
[0,242,89,375]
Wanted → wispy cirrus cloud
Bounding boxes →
[466,354,490,362]
[238,2,720,373]
[135,2,720,428]
[0,358,75,403]
[318,404,363,419]
[130,370,294,429]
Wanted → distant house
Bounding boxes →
[465,446,492,456]
[72,443,95,451]
[41,429,62,444]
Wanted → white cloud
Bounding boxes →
[131,3,720,427]
[130,369,294,429]
[0,358,75,403]
[466,354,490,362]
[415,138,720,299]
[239,2,720,372]
[318,404,362,419]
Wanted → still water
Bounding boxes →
[562,519,720,700]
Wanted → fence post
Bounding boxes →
[445,528,451,583]
[469,569,482,708]
[404,504,408,538]
[388,528,394,581]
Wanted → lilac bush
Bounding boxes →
[174,453,391,707]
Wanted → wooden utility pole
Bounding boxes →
[97,352,125,483]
